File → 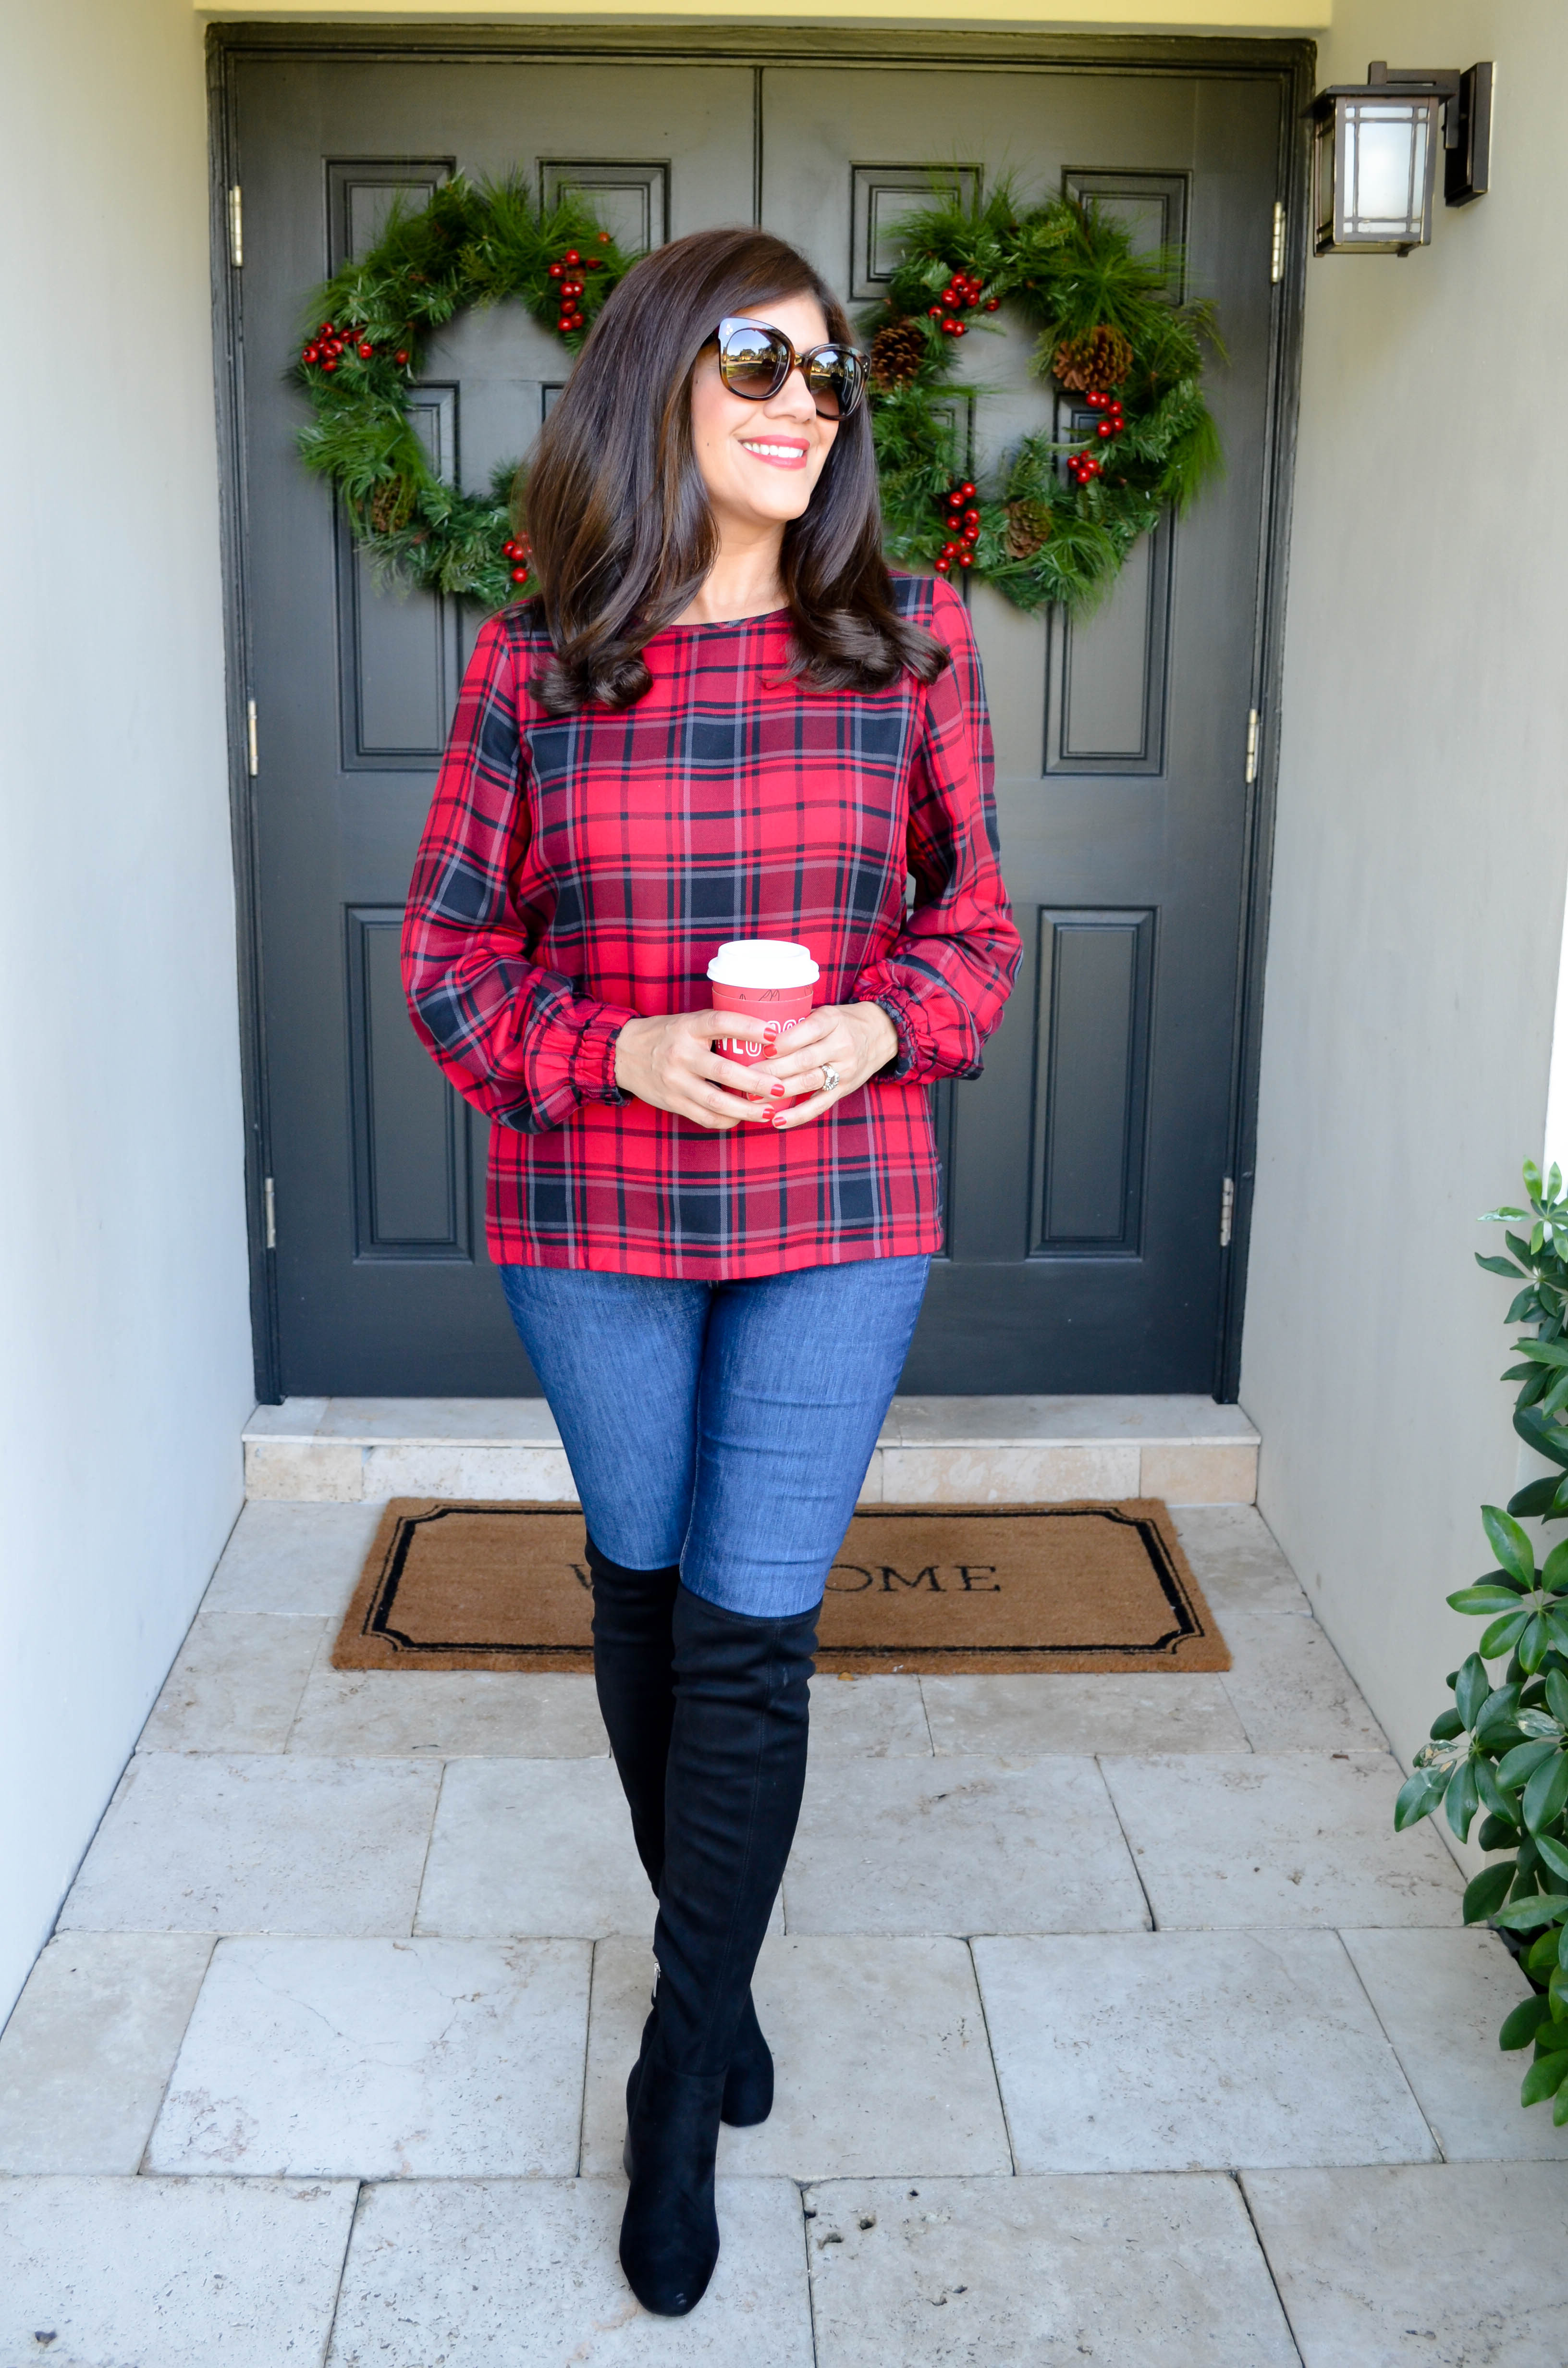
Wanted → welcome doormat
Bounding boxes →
[331,1499,1229,1675]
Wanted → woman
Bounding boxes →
[403,225,1019,2315]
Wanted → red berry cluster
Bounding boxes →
[546,234,610,335]
[501,532,533,585]
[924,265,1001,340]
[934,480,980,575]
[300,320,410,373]
[1067,388,1125,488]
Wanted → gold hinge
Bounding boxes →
[246,698,258,777]
[1245,708,1260,785]
[263,1176,276,1251]
[1220,1175,1235,1249]
[1270,201,1286,285]
[228,185,243,268]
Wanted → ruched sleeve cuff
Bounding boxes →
[567,1004,635,1108]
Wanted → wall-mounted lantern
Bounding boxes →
[1311,60,1494,256]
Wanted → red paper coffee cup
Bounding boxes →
[707,939,819,1098]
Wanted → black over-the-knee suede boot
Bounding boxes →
[586,1537,775,2129]
[585,1534,680,1888]
[619,1583,817,2317]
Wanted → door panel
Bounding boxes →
[849,164,982,298]
[760,64,1277,1389]
[234,48,1285,1394]
[345,906,474,1262]
[337,390,463,769]
[540,160,671,251]
[1031,906,1156,1255]
[1048,525,1173,774]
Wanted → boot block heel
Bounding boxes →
[720,1990,774,2127]
[620,2055,724,2317]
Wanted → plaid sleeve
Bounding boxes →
[401,615,637,1133]
[852,578,1022,1082]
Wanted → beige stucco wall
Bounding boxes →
[0,0,254,2020]
[1242,0,1568,1816]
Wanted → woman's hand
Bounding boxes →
[613,1010,789,1131]
[747,1001,900,1130]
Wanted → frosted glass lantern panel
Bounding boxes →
[1344,100,1431,242]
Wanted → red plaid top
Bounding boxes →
[402,574,1020,1277]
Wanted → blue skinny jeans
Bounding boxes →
[498,1256,931,1618]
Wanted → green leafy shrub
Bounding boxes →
[1397,1161,1568,2120]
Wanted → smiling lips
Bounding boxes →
[740,438,810,469]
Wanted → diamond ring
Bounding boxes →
[821,1063,840,1093]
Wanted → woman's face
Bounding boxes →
[688,292,840,540]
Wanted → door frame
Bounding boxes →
[206,18,1314,1405]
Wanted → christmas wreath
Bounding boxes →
[861,183,1225,611]
[293,174,634,611]
[294,175,1223,619]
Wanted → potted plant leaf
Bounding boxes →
[1396,1161,1568,2121]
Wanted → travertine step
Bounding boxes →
[244,1395,1259,1506]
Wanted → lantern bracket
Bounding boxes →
[1368,61,1492,204]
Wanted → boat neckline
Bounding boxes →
[654,606,790,633]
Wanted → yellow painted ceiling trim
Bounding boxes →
[199,2,1330,27]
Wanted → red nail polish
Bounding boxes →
[770,1083,785,1099]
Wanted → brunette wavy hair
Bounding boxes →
[521,226,949,713]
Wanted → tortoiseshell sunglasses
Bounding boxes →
[711,315,868,420]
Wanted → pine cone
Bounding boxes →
[1053,324,1134,391]
[870,317,928,391]
[1004,498,1053,561]
[368,474,416,536]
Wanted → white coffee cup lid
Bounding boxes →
[706,938,820,988]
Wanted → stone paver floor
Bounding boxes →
[3,1500,1567,2364]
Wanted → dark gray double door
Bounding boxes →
[232,43,1288,1397]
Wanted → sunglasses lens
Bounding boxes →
[715,321,867,417]
[718,322,787,399]
[804,346,863,419]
